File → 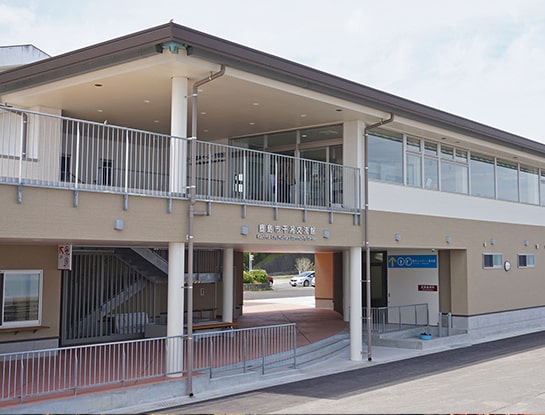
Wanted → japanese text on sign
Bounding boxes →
[387,255,437,268]
[58,244,72,270]
[256,224,317,241]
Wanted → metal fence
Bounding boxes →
[363,304,429,333]
[0,323,296,404]
[0,106,360,213]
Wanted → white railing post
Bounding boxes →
[18,358,23,402]
[261,330,266,375]
[74,124,80,190]
[124,129,130,193]
[292,324,297,368]
[17,114,24,185]
[209,336,213,378]
[243,331,248,373]
[73,353,78,395]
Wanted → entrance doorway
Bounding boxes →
[362,251,388,308]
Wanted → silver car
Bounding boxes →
[289,271,315,287]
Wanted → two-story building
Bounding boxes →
[2,22,545,368]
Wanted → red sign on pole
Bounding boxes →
[418,284,438,292]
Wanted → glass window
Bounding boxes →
[269,131,297,149]
[483,254,503,269]
[455,149,468,163]
[368,133,403,184]
[230,135,265,150]
[440,146,454,159]
[470,153,495,198]
[518,254,535,268]
[497,160,518,202]
[424,157,439,190]
[406,137,421,153]
[1,270,42,327]
[424,141,437,156]
[300,125,342,143]
[519,165,539,205]
[540,171,545,206]
[406,153,421,187]
[441,162,468,194]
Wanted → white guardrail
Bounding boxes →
[0,323,296,403]
[363,304,430,333]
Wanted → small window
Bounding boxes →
[518,254,535,268]
[0,270,43,327]
[483,253,503,269]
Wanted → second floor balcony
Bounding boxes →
[0,106,361,214]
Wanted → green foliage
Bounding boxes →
[243,269,269,284]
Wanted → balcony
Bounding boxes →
[0,106,361,214]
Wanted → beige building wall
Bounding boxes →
[371,210,545,316]
[0,245,61,345]
[315,252,334,310]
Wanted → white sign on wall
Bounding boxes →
[58,244,72,270]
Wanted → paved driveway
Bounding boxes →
[169,330,545,414]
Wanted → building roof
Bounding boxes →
[0,44,50,72]
[0,21,543,157]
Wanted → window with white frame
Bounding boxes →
[368,132,403,184]
[483,253,503,269]
[518,254,535,268]
[1,270,43,327]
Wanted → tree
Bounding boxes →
[295,257,314,273]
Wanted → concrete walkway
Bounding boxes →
[4,296,543,414]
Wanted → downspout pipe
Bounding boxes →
[363,113,394,361]
[187,64,225,397]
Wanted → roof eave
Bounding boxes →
[1,21,544,157]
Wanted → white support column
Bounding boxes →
[222,248,234,323]
[343,250,350,322]
[170,76,188,195]
[167,241,185,375]
[349,246,363,361]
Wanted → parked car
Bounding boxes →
[311,275,315,287]
[289,271,315,287]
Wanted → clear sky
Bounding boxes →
[2,0,545,143]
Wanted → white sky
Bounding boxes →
[2,0,545,143]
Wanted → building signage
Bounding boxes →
[256,223,317,241]
[387,255,437,269]
[58,244,72,270]
[418,284,438,292]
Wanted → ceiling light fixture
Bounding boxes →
[94,83,103,87]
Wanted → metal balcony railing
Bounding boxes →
[0,106,361,213]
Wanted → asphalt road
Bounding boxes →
[165,330,545,414]
[244,276,315,300]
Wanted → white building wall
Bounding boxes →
[387,250,439,326]
[0,45,49,72]
[370,181,545,227]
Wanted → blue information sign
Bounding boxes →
[387,255,437,269]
